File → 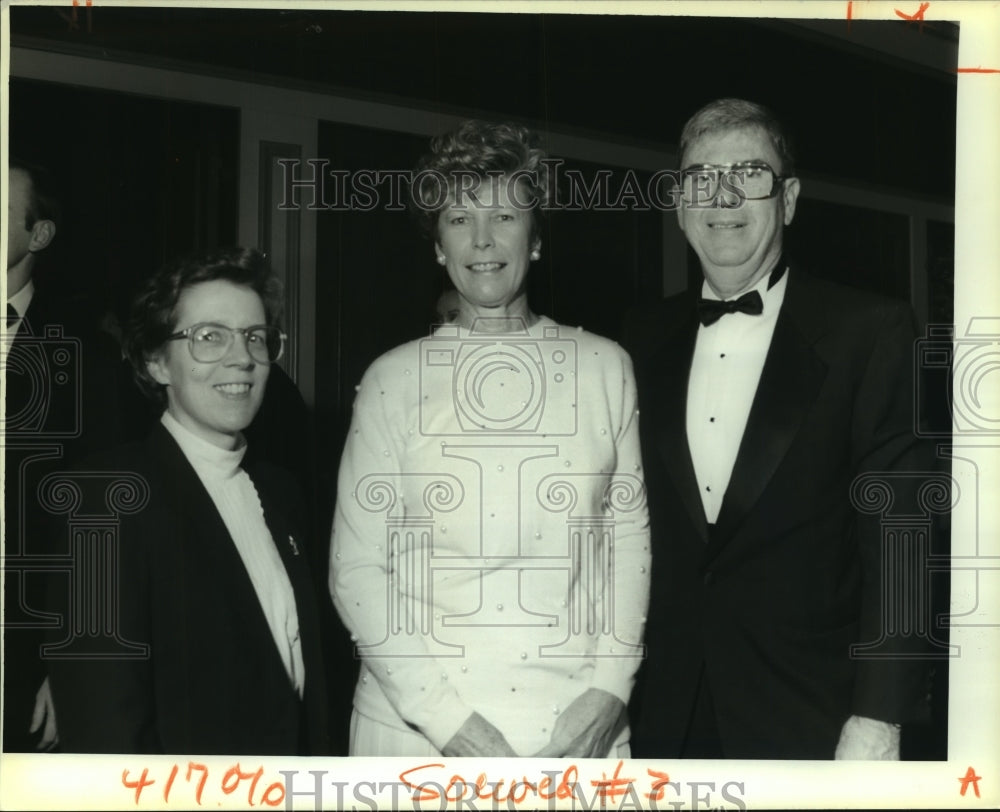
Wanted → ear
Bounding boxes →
[531,237,542,254]
[146,352,171,387]
[781,177,801,226]
[28,219,56,253]
[676,201,688,234]
[434,242,446,264]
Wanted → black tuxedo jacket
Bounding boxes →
[623,269,932,759]
[46,424,330,755]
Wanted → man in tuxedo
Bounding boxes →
[624,99,931,760]
[3,158,128,751]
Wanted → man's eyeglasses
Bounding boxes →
[166,323,286,364]
[680,161,789,205]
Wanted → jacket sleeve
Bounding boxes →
[328,359,475,750]
[849,301,935,724]
[46,493,159,753]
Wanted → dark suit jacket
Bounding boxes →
[45,423,330,755]
[623,269,932,759]
[3,286,131,751]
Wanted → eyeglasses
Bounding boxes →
[680,161,789,205]
[166,323,286,364]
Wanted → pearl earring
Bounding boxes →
[531,249,541,261]
[437,255,446,266]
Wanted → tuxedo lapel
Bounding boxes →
[650,305,709,543]
[711,273,829,550]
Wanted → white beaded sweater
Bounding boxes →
[329,316,650,755]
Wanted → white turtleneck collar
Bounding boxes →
[159,409,305,697]
[160,410,247,483]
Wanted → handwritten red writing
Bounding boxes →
[895,2,930,21]
[400,762,579,805]
[895,2,930,31]
[959,766,982,798]
[591,760,637,804]
[122,762,284,807]
[646,768,671,801]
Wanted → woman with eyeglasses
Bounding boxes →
[46,247,329,755]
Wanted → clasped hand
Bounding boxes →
[441,689,626,758]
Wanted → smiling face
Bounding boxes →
[435,175,539,325]
[678,126,800,298]
[147,279,270,449]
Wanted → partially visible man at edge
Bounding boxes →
[4,157,130,751]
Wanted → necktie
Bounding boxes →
[5,303,19,335]
[697,290,763,326]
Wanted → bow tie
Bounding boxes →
[697,290,764,326]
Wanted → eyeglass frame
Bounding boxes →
[679,161,790,202]
[165,322,287,364]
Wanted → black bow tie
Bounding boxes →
[697,290,764,326]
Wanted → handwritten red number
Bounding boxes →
[222,764,266,806]
[163,764,178,803]
[186,762,209,805]
[959,766,982,798]
[646,768,671,801]
[122,768,155,805]
[260,781,285,807]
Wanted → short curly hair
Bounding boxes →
[123,246,284,405]
[679,98,796,178]
[410,119,551,242]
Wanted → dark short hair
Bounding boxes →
[410,119,551,242]
[679,98,796,177]
[123,246,284,404]
[10,156,62,231]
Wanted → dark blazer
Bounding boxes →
[623,268,932,759]
[3,287,130,751]
[45,423,330,755]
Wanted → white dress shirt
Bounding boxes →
[686,269,788,523]
[161,411,305,697]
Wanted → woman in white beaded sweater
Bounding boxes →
[330,121,650,758]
